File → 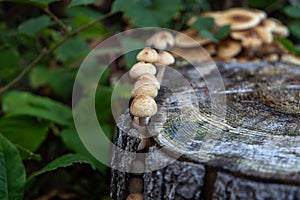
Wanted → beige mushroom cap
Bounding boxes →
[136,47,159,63]
[175,29,211,48]
[130,95,157,117]
[216,8,261,30]
[259,19,276,31]
[126,193,143,200]
[146,31,175,50]
[132,83,158,97]
[217,40,242,59]
[254,26,273,44]
[129,62,157,79]
[245,8,267,20]
[155,51,175,66]
[137,73,160,89]
[268,18,289,37]
[281,54,300,65]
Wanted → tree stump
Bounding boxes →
[111,62,300,200]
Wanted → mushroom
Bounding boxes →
[129,62,157,79]
[175,29,211,48]
[268,18,289,37]
[281,54,300,65]
[146,31,175,50]
[155,51,175,83]
[187,11,222,26]
[215,8,261,30]
[132,82,158,97]
[217,39,242,59]
[136,73,160,89]
[126,193,143,200]
[130,95,157,126]
[264,53,279,62]
[136,47,159,63]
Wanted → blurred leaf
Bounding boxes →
[27,154,96,182]
[2,0,58,8]
[30,66,74,98]
[60,127,107,172]
[289,21,300,40]
[120,37,145,68]
[2,91,72,126]
[200,29,218,43]
[0,116,48,152]
[284,3,300,18]
[192,17,215,31]
[54,37,89,62]
[66,6,101,18]
[0,49,20,82]
[214,25,231,40]
[276,37,300,55]
[95,86,113,122]
[18,15,52,37]
[248,0,278,8]
[0,134,26,200]
[113,0,181,27]
[15,144,41,161]
[68,0,95,7]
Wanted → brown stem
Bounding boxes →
[44,7,70,34]
[0,12,114,95]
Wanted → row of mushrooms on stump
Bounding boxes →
[174,7,300,65]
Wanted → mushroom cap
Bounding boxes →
[170,46,211,62]
[137,73,160,89]
[244,8,267,20]
[203,43,216,55]
[130,95,157,117]
[254,26,273,44]
[217,40,242,59]
[230,29,265,48]
[146,31,175,50]
[132,82,158,97]
[129,62,157,79]
[268,18,289,37]
[241,36,262,48]
[175,29,211,48]
[259,19,276,31]
[136,47,159,63]
[126,193,143,200]
[156,51,175,66]
[264,53,279,62]
[281,54,300,65]
[215,8,261,30]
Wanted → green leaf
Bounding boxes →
[284,3,300,18]
[200,29,218,43]
[288,21,300,40]
[68,0,95,7]
[0,49,20,82]
[275,37,300,56]
[54,37,89,62]
[2,91,72,126]
[192,17,215,31]
[0,116,48,152]
[60,127,106,172]
[18,15,52,37]
[2,0,58,8]
[27,154,96,182]
[114,0,181,27]
[214,25,231,40]
[248,0,278,8]
[0,134,26,200]
[95,87,113,122]
[29,66,74,98]
[15,144,41,161]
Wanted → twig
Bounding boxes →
[0,12,114,95]
[44,7,70,34]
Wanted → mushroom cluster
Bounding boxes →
[129,32,175,127]
[175,7,300,64]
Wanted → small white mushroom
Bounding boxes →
[129,62,157,79]
[155,51,175,83]
[132,82,158,98]
[146,31,175,50]
[137,73,160,89]
[130,95,157,125]
[136,47,159,63]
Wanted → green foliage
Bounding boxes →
[275,38,300,55]
[248,0,278,8]
[112,0,182,27]
[3,0,57,8]
[284,3,300,18]
[18,15,52,37]
[68,0,96,8]
[0,134,26,200]
[192,17,230,43]
[288,21,300,41]
[0,49,20,82]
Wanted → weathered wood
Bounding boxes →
[111,62,300,200]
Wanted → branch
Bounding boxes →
[44,7,70,34]
[0,12,114,95]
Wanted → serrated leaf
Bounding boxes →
[214,25,231,40]
[0,134,26,200]
[275,37,300,55]
[0,116,48,152]
[284,3,300,18]
[2,0,58,8]
[18,15,52,37]
[27,154,96,182]
[2,91,72,126]
[192,17,215,31]
[68,0,95,8]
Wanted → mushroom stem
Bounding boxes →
[156,66,166,84]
